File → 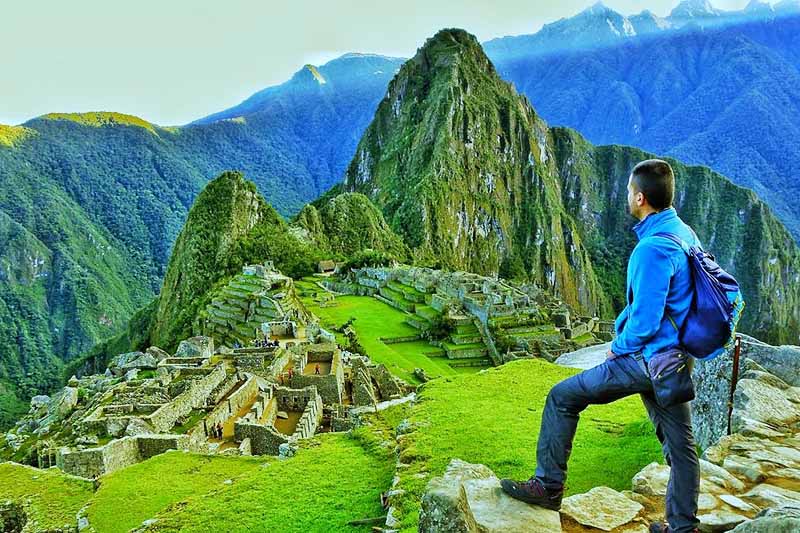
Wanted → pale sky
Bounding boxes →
[1,0,751,126]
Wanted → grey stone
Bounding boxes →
[554,342,610,370]
[29,395,50,409]
[561,486,643,531]
[145,346,170,361]
[121,353,159,370]
[419,459,561,533]
[719,494,758,514]
[698,511,748,532]
[175,336,214,358]
[463,477,562,532]
[699,493,719,511]
[691,336,800,450]
[125,368,140,382]
[723,455,767,483]
[632,462,670,496]
[730,504,800,532]
[124,418,154,437]
[701,459,746,492]
[743,484,800,509]
[48,387,78,420]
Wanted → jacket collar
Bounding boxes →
[632,206,678,241]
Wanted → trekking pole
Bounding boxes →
[726,335,742,436]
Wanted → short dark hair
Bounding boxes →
[631,159,674,210]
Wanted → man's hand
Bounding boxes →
[606,348,617,359]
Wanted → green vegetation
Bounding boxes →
[41,112,159,134]
[305,294,470,382]
[87,452,264,533]
[145,432,393,532]
[0,124,34,146]
[0,462,94,530]
[385,357,664,530]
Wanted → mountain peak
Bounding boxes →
[582,1,614,15]
[670,0,720,19]
[744,0,774,13]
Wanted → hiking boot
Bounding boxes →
[649,522,699,533]
[499,477,563,510]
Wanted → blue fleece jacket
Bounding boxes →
[610,206,701,362]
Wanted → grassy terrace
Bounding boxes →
[382,357,664,531]
[302,292,479,382]
[0,462,93,531]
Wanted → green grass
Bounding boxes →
[304,295,479,381]
[146,432,394,532]
[388,358,664,531]
[0,462,94,531]
[87,451,264,533]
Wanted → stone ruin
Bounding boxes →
[202,262,310,348]
[4,282,413,479]
[327,265,606,365]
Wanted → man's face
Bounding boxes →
[627,175,642,219]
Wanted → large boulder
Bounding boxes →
[174,336,214,358]
[730,360,800,435]
[120,352,159,371]
[109,351,146,376]
[731,504,800,532]
[692,335,800,450]
[47,387,78,420]
[145,346,170,361]
[419,459,562,532]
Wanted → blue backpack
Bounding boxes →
[654,232,746,360]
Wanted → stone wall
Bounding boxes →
[234,422,289,455]
[146,364,226,433]
[58,434,189,478]
[200,376,259,439]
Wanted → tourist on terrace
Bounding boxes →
[500,160,702,533]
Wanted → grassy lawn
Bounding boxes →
[304,294,480,382]
[87,451,264,533]
[0,462,94,531]
[384,357,664,531]
[146,432,394,533]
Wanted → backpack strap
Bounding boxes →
[653,232,691,254]
[651,232,688,335]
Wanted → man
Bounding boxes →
[500,159,701,533]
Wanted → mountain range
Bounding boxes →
[2,0,800,426]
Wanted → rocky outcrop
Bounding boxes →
[427,349,800,532]
[419,459,562,532]
[692,334,800,450]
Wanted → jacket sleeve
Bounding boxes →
[611,239,675,355]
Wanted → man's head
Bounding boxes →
[627,159,675,220]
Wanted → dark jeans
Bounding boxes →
[535,352,699,533]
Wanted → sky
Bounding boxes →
[1,0,752,126]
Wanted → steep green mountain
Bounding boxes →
[342,28,800,345]
[293,192,409,260]
[552,130,800,343]
[0,55,402,425]
[343,28,613,317]
[71,172,403,373]
[0,158,153,427]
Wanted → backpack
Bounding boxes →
[654,232,746,361]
